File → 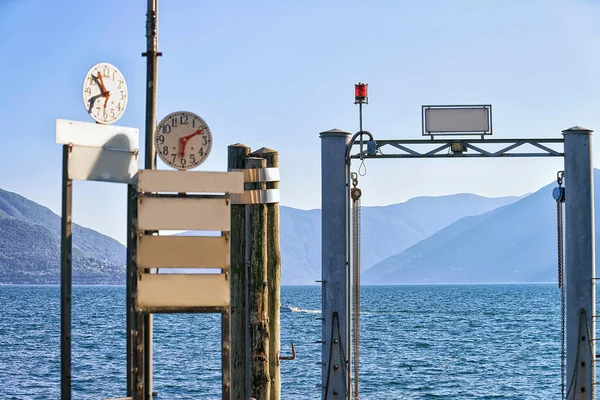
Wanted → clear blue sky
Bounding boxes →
[1,0,599,244]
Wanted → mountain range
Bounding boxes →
[0,188,125,284]
[0,186,520,285]
[362,171,600,284]
[3,172,588,285]
[279,194,519,284]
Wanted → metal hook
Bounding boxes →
[279,342,296,361]
[351,172,358,188]
[557,170,564,186]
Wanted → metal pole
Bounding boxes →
[126,184,135,397]
[222,310,231,400]
[144,0,158,171]
[142,1,159,398]
[60,144,73,400]
[563,126,596,400]
[320,129,351,399]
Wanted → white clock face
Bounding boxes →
[156,111,213,170]
[82,62,128,124]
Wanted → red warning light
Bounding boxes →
[354,82,368,104]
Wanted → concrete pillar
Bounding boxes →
[320,129,351,399]
[563,126,596,400]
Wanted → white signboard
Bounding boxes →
[56,119,139,151]
[68,145,138,184]
[422,105,491,135]
[137,169,243,194]
[137,197,230,231]
[137,273,230,310]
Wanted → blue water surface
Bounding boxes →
[0,284,566,399]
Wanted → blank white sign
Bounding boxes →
[56,119,139,151]
[424,107,490,133]
[68,145,138,184]
[136,235,230,269]
[137,197,230,231]
[136,273,230,310]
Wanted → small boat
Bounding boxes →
[280,305,300,313]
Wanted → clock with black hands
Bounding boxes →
[82,62,128,124]
[156,111,213,170]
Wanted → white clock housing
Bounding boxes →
[82,62,128,124]
[156,111,213,170]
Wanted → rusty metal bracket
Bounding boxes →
[279,342,296,362]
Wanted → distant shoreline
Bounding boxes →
[0,281,558,287]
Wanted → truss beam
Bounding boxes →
[349,138,564,159]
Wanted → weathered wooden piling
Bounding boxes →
[244,156,271,399]
[253,148,281,398]
[229,145,282,400]
[228,143,251,400]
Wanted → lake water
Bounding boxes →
[0,284,568,399]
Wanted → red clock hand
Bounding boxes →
[103,91,110,110]
[183,129,203,141]
[97,73,110,97]
[178,129,203,157]
[179,137,187,158]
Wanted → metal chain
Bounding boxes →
[351,174,362,400]
[556,175,565,400]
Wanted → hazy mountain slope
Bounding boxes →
[0,189,125,284]
[0,187,520,285]
[280,194,519,284]
[362,173,600,284]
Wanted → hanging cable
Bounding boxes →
[351,172,362,399]
[553,171,566,399]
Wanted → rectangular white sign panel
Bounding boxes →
[136,273,230,310]
[136,235,230,269]
[137,197,230,231]
[56,119,139,151]
[422,105,491,135]
[68,145,138,184]
[137,170,244,194]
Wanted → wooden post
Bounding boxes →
[245,156,271,399]
[253,148,281,399]
[228,143,251,400]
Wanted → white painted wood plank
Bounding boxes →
[68,145,138,184]
[137,197,230,231]
[136,235,229,269]
[137,273,230,309]
[137,169,243,194]
[56,119,139,150]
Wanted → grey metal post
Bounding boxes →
[563,126,596,400]
[60,144,73,400]
[320,129,351,399]
[142,0,159,398]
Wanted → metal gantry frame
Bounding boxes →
[349,137,564,159]
[320,128,596,400]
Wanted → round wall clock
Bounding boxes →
[155,111,213,170]
[82,62,128,124]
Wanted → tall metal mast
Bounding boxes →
[141,0,159,398]
[144,0,158,170]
